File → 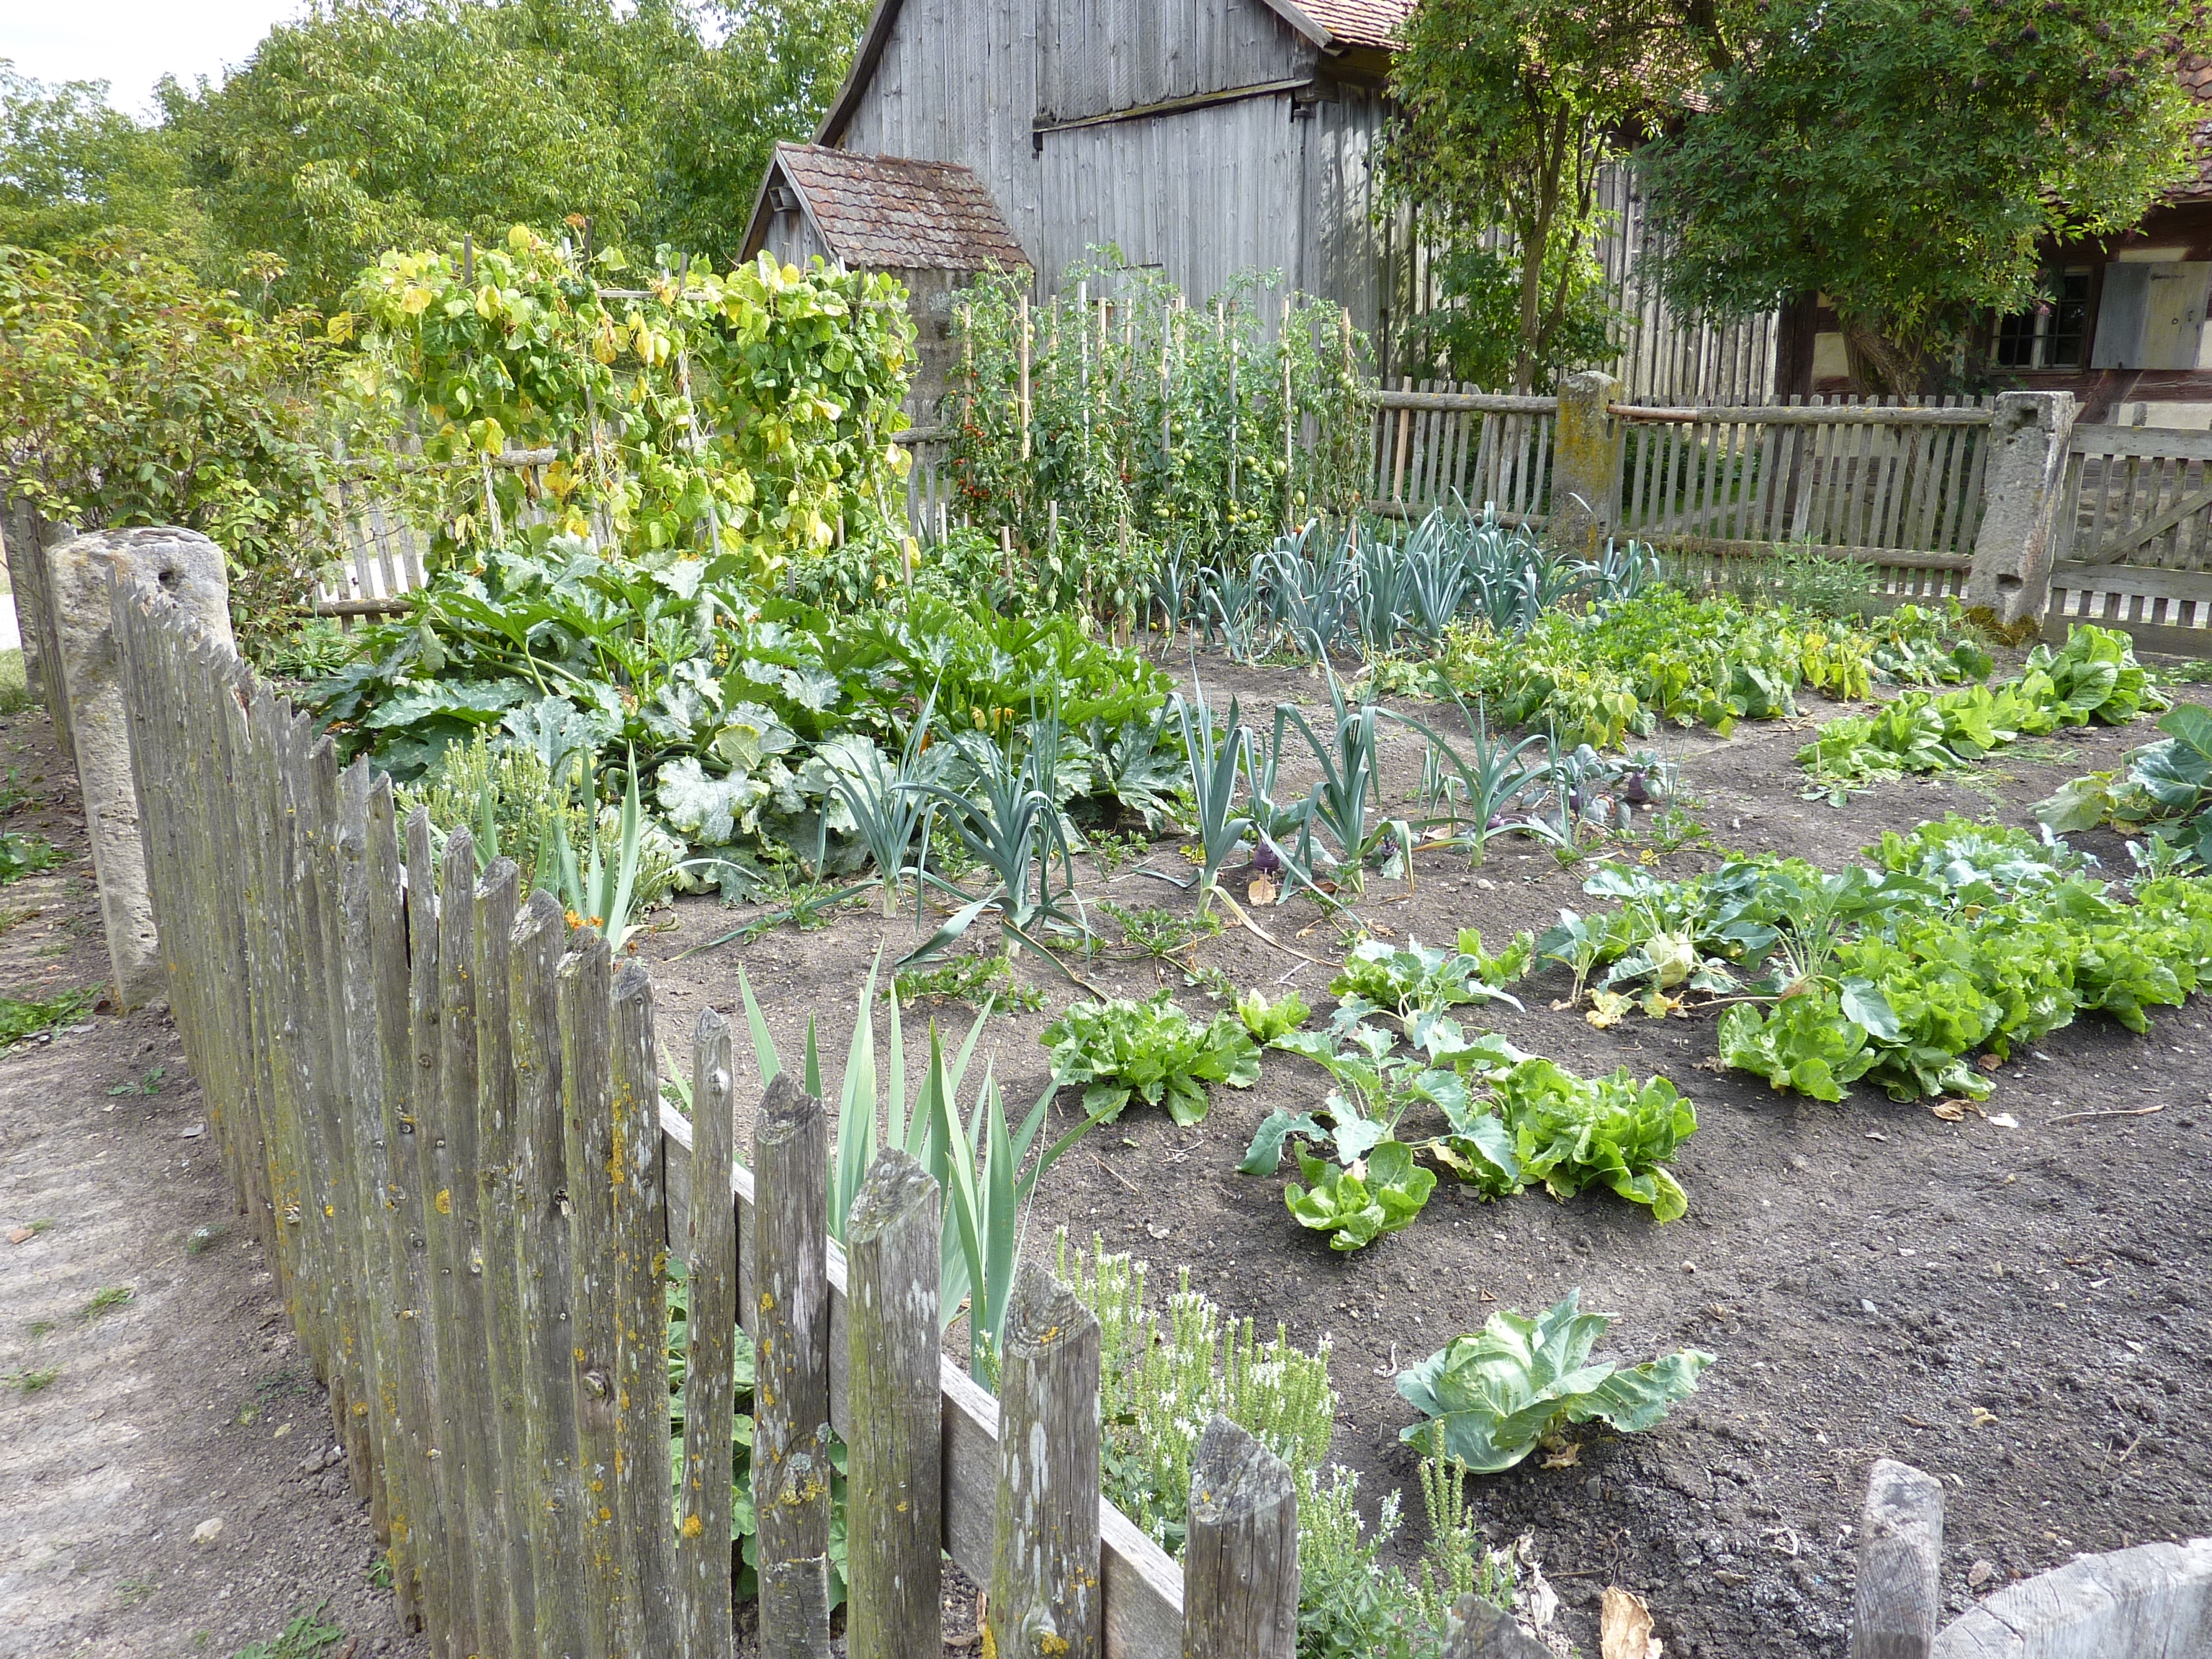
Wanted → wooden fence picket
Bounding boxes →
[512,888,588,1652]
[754,1073,834,1659]
[106,572,1331,1659]
[678,1010,739,1659]
[845,1150,944,1659]
[992,1263,1105,1659]
[559,927,624,1659]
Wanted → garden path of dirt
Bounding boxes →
[634,646,2212,1659]
[0,709,427,1659]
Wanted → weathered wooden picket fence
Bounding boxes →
[1371,384,1995,603]
[107,571,1318,1659]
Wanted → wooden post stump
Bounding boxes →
[989,1262,1102,1659]
[1182,1418,1296,1659]
[1850,1458,1944,1659]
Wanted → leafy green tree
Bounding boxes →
[1383,0,1701,390]
[0,63,197,253]
[164,0,868,310]
[0,238,339,649]
[1644,0,2206,392]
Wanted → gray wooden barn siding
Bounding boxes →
[763,205,832,268]
[840,0,1046,260]
[1038,86,1388,338]
[1036,0,1310,122]
[1300,85,1388,339]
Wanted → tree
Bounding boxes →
[0,63,197,253]
[0,238,339,650]
[161,0,868,310]
[1642,0,2208,392]
[1383,0,1706,390]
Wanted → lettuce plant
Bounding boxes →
[1397,1292,1712,1473]
[1285,1142,1437,1251]
[1486,1058,1696,1223]
[1042,991,1260,1125]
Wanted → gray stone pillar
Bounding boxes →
[1962,390,2077,631]
[48,527,235,1011]
[1549,371,1620,558]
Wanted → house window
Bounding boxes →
[1994,269,2091,369]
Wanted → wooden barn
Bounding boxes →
[737,0,1777,402]
[742,0,1423,372]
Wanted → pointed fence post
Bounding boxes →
[678,1008,738,1659]
[755,1072,832,1659]
[989,1263,1102,1659]
[1182,1418,1297,1659]
[845,1149,943,1659]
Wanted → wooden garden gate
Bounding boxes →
[2046,423,2212,655]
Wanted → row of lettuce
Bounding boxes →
[1038,806,2212,1254]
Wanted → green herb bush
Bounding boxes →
[1058,1233,1535,1659]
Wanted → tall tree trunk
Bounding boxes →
[1840,314,1936,397]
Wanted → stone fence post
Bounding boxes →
[1962,390,2077,631]
[1550,371,1621,558]
[2,495,74,759]
[49,527,235,1010]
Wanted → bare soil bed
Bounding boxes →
[634,649,2212,1659]
[0,709,427,1659]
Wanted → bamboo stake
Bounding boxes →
[1020,292,1033,462]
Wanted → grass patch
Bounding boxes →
[81,1285,134,1320]
[229,1606,346,1659]
[0,650,30,719]
[0,984,102,1045]
[4,1366,59,1393]
[0,832,61,884]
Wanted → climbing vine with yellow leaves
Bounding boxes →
[341,225,917,589]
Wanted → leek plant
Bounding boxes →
[1274,668,1385,891]
[733,952,1100,1378]
[832,688,940,917]
[1175,685,1254,914]
[899,701,1089,971]
[1391,689,1547,865]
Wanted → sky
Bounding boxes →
[1,1,307,117]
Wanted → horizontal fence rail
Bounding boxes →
[2050,423,2212,653]
[107,574,1221,1659]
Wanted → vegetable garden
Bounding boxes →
[34,227,2212,1658]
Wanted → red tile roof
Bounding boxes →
[772,144,1030,271]
[1285,0,1411,50]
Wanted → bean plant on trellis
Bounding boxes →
[939,254,1372,581]
[342,227,917,593]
